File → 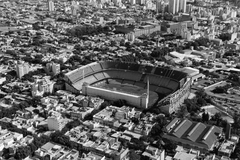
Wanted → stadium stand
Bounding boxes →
[158,77,170,87]
[168,80,179,90]
[102,71,111,78]
[100,61,119,69]
[144,75,160,85]
[144,65,154,73]
[83,66,94,77]
[127,63,140,71]
[155,87,173,95]
[149,85,158,91]
[154,68,169,76]
[66,68,84,84]
[117,63,129,70]
[169,71,187,81]
[73,75,98,90]
[120,71,142,81]
[102,70,121,79]
[90,63,103,72]
[94,72,106,81]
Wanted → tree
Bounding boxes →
[129,115,138,123]
[113,99,127,107]
[197,97,207,106]
[163,139,177,153]
[6,50,16,56]
[177,105,188,118]
[232,113,240,132]
[228,73,239,82]
[129,150,141,160]
[212,112,222,126]
[202,112,209,123]
[219,33,231,41]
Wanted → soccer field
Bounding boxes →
[96,80,159,107]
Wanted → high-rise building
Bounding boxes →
[31,77,55,97]
[113,0,121,5]
[16,63,30,78]
[156,0,163,13]
[168,0,176,14]
[179,0,186,13]
[47,114,70,131]
[168,0,186,14]
[186,4,192,13]
[46,62,60,76]
[48,0,55,12]
[175,0,179,13]
[130,0,136,5]
[71,6,77,16]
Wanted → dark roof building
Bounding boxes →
[163,118,222,153]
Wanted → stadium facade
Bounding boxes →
[64,61,191,114]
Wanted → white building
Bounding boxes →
[130,0,136,5]
[47,115,70,131]
[46,62,60,76]
[168,0,186,14]
[169,0,176,14]
[32,77,55,97]
[179,0,186,13]
[48,0,55,12]
[16,63,30,78]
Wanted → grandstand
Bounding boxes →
[64,61,190,112]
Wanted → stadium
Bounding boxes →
[64,61,191,114]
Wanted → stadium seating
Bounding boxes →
[158,77,170,87]
[155,87,172,95]
[100,61,118,69]
[120,71,142,81]
[127,63,140,71]
[167,80,179,90]
[117,63,129,70]
[94,72,106,81]
[68,69,84,84]
[102,70,121,79]
[144,75,160,85]
[154,68,169,76]
[149,85,158,91]
[144,66,154,73]
[85,75,98,84]
[90,63,103,72]
[83,66,94,77]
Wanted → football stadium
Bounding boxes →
[64,61,191,114]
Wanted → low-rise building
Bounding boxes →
[142,145,165,160]
[34,142,79,160]
[47,113,71,131]
[218,140,236,157]
[163,118,223,153]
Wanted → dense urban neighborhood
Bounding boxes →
[1,0,240,160]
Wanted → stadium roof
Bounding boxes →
[164,118,222,150]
